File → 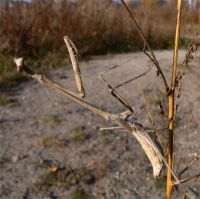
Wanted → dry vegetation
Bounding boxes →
[0,0,199,88]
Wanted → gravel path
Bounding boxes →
[0,50,200,199]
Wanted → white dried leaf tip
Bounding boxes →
[14,57,24,67]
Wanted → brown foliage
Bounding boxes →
[0,0,195,57]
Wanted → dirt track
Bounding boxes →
[0,50,200,199]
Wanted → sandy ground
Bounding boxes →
[0,50,200,199]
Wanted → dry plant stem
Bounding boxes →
[166,0,183,199]
[178,153,200,178]
[173,174,200,186]
[120,0,169,93]
[175,41,198,113]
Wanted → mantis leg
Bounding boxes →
[14,37,114,121]
[98,67,134,120]
[64,36,85,98]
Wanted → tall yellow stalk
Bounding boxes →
[166,0,183,198]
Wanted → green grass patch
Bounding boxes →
[100,130,115,145]
[37,167,95,189]
[38,136,67,148]
[155,176,166,189]
[70,126,88,142]
[174,115,181,127]
[0,58,27,90]
[40,115,63,126]
[0,97,12,106]
[70,188,91,199]
[39,171,69,187]
[0,96,17,107]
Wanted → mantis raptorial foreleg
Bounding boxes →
[98,65,153,119]
[64,36,85,98]
[14,36,179,183]
[14,57,112,121]
[98,71,134,120]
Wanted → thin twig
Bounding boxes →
[178,153,200,178]
[173,174,200,186]
[120,0,169,93]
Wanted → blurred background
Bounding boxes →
[0,0,199,89]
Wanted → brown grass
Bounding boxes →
[0,0,199,87]
[0,0,174,56]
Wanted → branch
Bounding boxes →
[178,153,200,178]
[173,174,200,186]
[120,0,169,93]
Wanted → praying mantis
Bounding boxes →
[13,1,200,198]
[14,36,180,183]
